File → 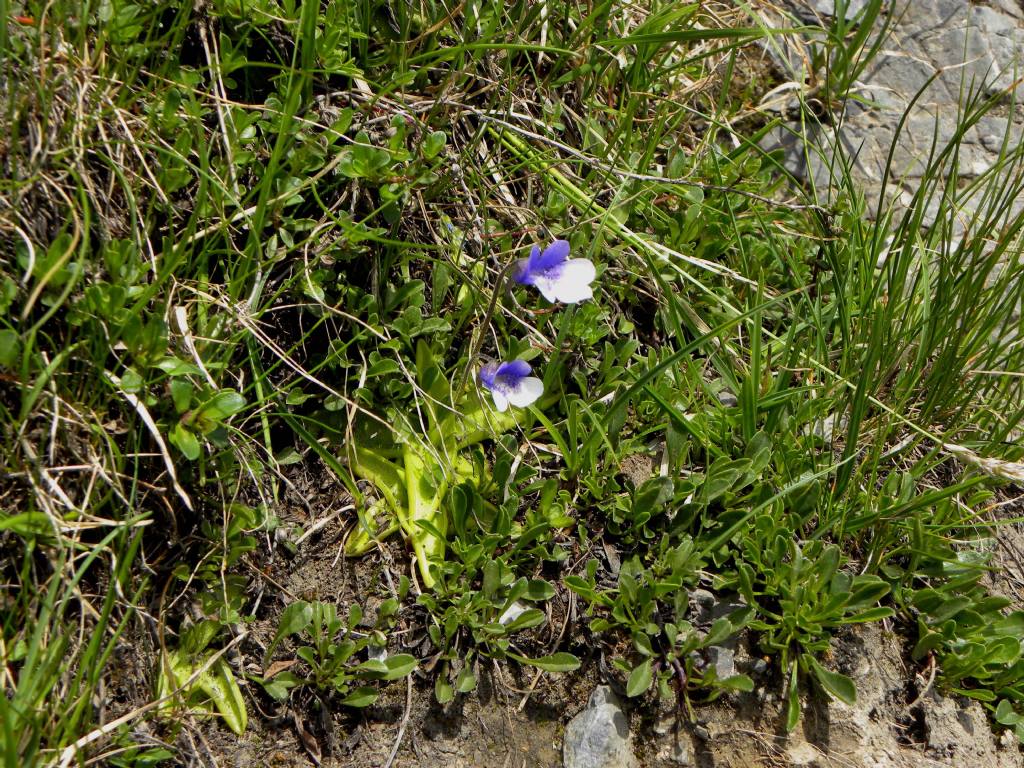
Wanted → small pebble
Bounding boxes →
[716,390,738,407]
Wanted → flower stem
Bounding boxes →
[454,256,520,401]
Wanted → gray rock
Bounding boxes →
[669,739,691,765]
[652,715,674,736]
[563,686,639,768]
[807,412,848,443]
[716,389,738,407]
[782,0,871,24]
[688,588,716,615]
[707,598,748,624]
[808,0,871,21]
[656,737,693,766]
[707,644,736,681]
[763,0,1024,238]
[787,741,822,766]
[652,717,695,765]
[991,0,1024,21]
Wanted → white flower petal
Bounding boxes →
[533,276,562,303]
[498,600,531,626]
[504,376,544,408]
[535,259,595,303]
[491,388,509,412]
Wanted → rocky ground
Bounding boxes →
[764,0,1024,232]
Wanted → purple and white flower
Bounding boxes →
[513,239,596,304]
[478,359,544,412]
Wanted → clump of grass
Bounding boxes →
[2,0,1023,764]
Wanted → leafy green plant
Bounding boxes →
[257,600,416,707]
[418,478,580,702]
[107,743,175,768]
[567,536,753,709]
[172,504,266,625]
[732,538,893,730]
[341,340,526,587]
[156,620,247,735]
[905,545,1024,733]
[168,389,247,461]
[5,0,1024,760]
